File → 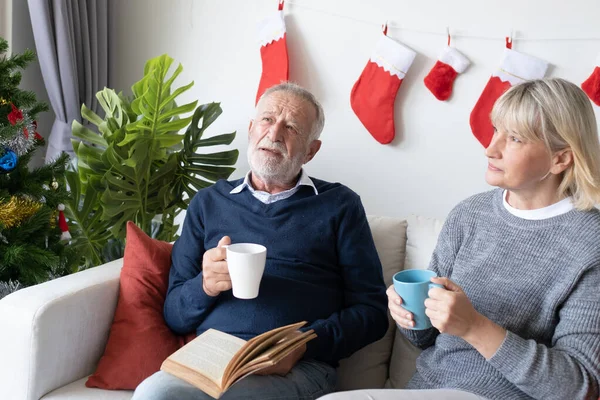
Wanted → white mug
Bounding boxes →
[224,243,267,299]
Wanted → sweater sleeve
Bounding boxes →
[400,204,464,349]
[488,263,600,400]
[163,193,219,334]
[303,194,389,365]
[399,325,439,350]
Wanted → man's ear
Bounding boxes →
[248,119,254,134]
[304,140,322,164]
[550,148,574,175]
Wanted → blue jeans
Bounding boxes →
[132,359,337,400]
[318,389,486,400]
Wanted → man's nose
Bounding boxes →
[267,121,285,142]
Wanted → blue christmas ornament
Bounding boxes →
[0,148,18,173]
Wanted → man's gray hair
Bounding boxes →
[259,82,325,141]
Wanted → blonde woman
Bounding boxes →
[320,78,600,400]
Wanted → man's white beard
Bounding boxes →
[247,138,306,185]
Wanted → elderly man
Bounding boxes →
[132,83,388,400]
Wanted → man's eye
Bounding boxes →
[262,117,271,122]
[286,125,296,132]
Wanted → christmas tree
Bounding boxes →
[0,37,78,299]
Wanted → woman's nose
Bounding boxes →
[484,134,502,158]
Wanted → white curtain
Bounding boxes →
[0,0,12,54]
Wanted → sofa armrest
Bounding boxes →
[0,259,123,400]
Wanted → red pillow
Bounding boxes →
[86,221,193,389]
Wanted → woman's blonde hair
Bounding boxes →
[491,78,600,211]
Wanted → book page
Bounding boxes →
[225,359,274,390]
[167,329,246,385]
[223,331,317,390]
[161,359,222,399]
[222,321,306,382]
[247,330,316,367]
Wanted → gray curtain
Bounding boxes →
[27,0,108,162]
[0,0,12,53]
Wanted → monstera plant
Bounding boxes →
[67,54,238,268]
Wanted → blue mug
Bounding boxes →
[392,269,444,330]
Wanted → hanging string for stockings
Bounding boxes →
[284,0,600,42]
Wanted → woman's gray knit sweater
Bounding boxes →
[402,189,600,400]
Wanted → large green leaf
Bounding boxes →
[186,150,239,166]
[185,165,236,181]
[195,133,237,147]
[172,104,239,206]
[155,206,180,242]
[69,54,239,267]
[159,81,195,110]
[80,104,104,126]
[75,142,108,172]
[72,120,108,148]
[64,171,114,269]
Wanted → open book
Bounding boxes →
[160,321,316,399]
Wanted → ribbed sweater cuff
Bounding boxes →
[488,330,529,378]
[398,323,436,347]
[183,273,220,308]
[301,320,331,363]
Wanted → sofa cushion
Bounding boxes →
[404,214,445,271]
[387,214,445,389]
[0,259,124,400]
[86,222,190,390]
[336,216,407,390]
[43,377,132,399]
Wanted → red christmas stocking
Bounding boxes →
[351,31,416,144]
[470,40,548,147]
[424,46,470,101]
[255,1,288,105]
[582,54,600,106]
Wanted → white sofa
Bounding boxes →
[0,215,444,400]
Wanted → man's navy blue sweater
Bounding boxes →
[164,177,388,366]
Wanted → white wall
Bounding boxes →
[111,0,600,219]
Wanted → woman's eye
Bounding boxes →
[509,135,522,143]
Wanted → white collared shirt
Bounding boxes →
[230,169,318,204]
[502,190,574,220]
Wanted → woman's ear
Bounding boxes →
[550,148,574,174]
